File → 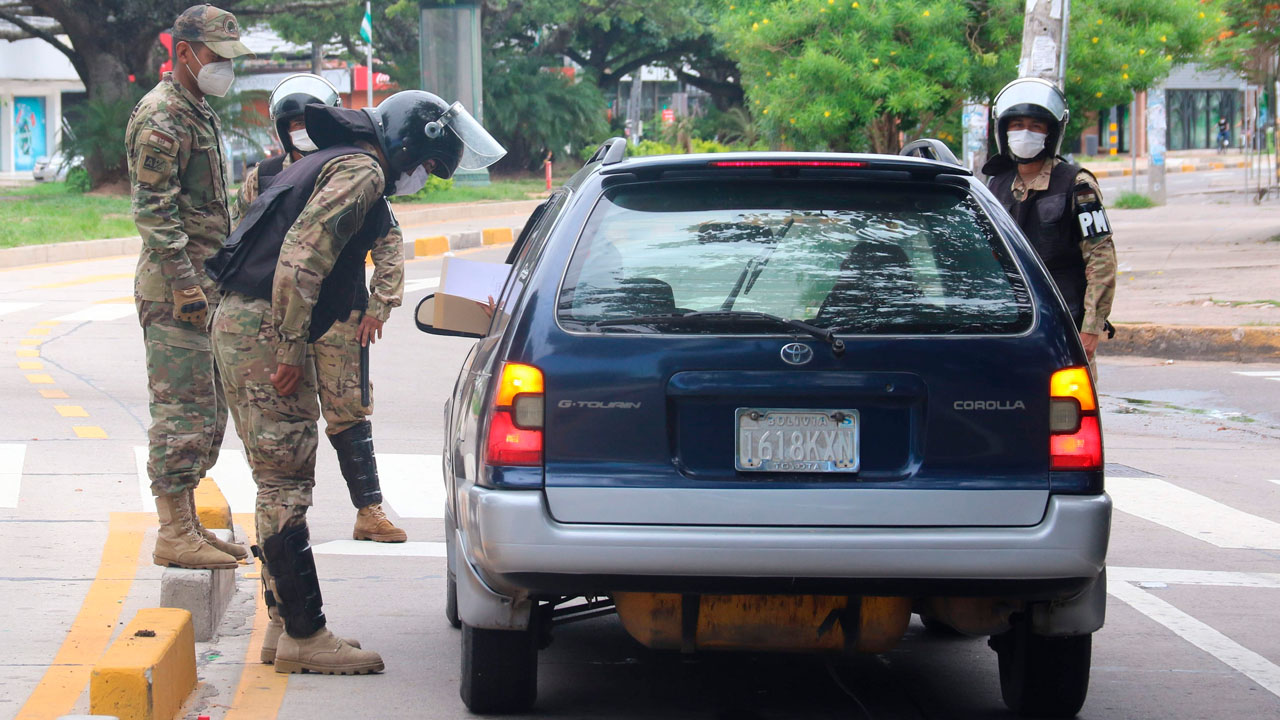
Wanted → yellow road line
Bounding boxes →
[14,512,149,720]
[17,349,39,358]
[55,405,89,418]
[26,374,54,384]
[27,327,51,336]
[0,254,134,273]
[73,426,108,439]
[20,338,42,346]
[19,361,43,370]
[94,296,134,304]
[40,389,69,399]
[38,320,61,327]
[224,512,289,720]
[29,273,132,290]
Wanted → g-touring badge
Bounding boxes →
[780,342,814,366]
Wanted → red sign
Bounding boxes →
[662,108,675,125]
[353,65,394,91]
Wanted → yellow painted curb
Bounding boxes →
[414,235,449,257]
[90,607,196,720]
[194,477,232,530]
[482,227,514,246]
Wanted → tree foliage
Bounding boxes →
[483,53,609,171]
[1205,0,1280,89]
[266,0,421,90]
[717,0,1222,153]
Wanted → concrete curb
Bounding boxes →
[193,477,231,531]
[1101,323,1280,363]
[1091,159,1250,179]
[394,199,542,228]
[90,607,196,720]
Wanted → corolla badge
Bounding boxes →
[780,342,814,366]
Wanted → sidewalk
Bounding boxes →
[1100,196,1280,362]
[1079,149,1275,179]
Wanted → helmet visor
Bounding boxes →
[436,102,507,170]
[994,79,1068,124]
[270,74,341,120]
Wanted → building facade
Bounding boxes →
[0,36,84,177]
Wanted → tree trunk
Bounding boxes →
[869,114,901,154]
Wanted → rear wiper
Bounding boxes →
[595,310,845,356]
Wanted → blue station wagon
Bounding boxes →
[416,139,1111,717]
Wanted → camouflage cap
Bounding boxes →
[172,4,252,59]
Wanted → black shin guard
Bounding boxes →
[261,524,326,638]
[329,420,382,509]
[250,545,276,611]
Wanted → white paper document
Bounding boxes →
[440,257,511,302]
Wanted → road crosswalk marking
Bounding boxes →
[403,277,440,294]
[0,443,25,508]
[206,449,257,515]
[1107,476,1280,550]
[52,305,136,323]
[311,539,447,557]
[0,301,40,317]
[1232,371,1280,377]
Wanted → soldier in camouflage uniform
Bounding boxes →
[207,90,502,675]
[127,4,251,570]
[983,78,1117,376]
[234,74,408,544]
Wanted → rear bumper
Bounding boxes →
[460,489,1111,596]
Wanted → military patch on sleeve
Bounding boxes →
[1073,181,1111,241]
[137,151,172,187]
[140,128,179,157]
[325,194,365,241]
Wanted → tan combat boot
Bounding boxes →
[353,504,407,543]
[273,627,384,675]
[186,487,248,561]
[261,606,361,664]
[153,492,238,569]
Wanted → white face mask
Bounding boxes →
[1007,129,1048,160]
[393,165,429,196]
[289,129,317,153]
[185,50,235,98]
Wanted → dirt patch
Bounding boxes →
[87,180,130,196]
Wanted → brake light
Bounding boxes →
[1049,367,1102,471]
[707,160,868,168]
[485,363,544,467]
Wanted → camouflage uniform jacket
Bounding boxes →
[237,156,404,324]
[127,72,230,303]
[273,148,387,366]
[1009,158,1117,335]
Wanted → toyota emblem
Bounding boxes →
[780,342,814,366]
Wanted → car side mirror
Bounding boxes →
[415,294,485,339]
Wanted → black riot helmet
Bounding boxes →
[363,90,506,182]
[269,73,341,154]
[992,77,1070,163]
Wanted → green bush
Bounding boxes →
[388,174,454,204]
[65,166,90,193]
[1113,192,1156,209]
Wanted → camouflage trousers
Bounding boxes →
[211,292,319,543]
[312,311,372,436]
[138,300,227,497]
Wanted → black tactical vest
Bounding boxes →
[206,145,391,341]
[255,153,287,187]
[987,161,1087,327]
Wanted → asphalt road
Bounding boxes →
[1097,164,1276,201]
[2,244,1279,719]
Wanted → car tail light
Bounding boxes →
[486,362,544,466]
[1049,367,1102,470]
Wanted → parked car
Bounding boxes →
[32,153,81,182]
[416,138,1110,718]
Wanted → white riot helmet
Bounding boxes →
[993,77,1070,163]
[269,73,342,154]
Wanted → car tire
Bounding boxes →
[445,571,461,629]
[459,622,538,714]
[992,622,1091,718]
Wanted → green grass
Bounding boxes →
[390,177,550,205]
[0,182,134,249]
[1113,191,1156,209]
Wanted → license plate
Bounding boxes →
[735,408,860,473]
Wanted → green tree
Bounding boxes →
[1205,1,1280,105]
[483,53,609,171]
[0,0,339,188]
[266,0,421,90]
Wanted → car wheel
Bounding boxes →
[459,621,538,714]
[992,621,1091,718]
[445,571,461,629]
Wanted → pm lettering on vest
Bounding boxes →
[1074,182,1111,240]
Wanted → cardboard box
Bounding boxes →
[426,257,512,336]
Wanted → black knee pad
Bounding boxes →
[329,420,382,508]
[261,523,326,638]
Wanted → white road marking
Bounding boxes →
[206,449,257,515]
[133,445,153,510]
[1109,566,1280,589]
[1232,371,1280,377]
[0,443,25,508]
[0,301,40,317]
[52,305,136,323]
[310,540,446,557]
[1107,476,1280,550]
[403,277,440,294]
[1109,580,1280,700]
[376,453,445,519]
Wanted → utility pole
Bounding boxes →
[1017,0,1070,88]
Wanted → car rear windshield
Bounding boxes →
[557,180,1032,335]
